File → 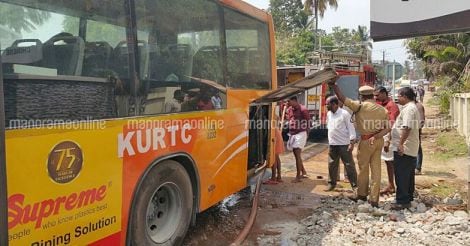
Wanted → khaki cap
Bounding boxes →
[359,85,374,96]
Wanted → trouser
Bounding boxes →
[394,152,417,204]
[328,145,358,188]
[357,138,383,203]
[416,129,423,171]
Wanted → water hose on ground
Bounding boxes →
[231,167,266,246]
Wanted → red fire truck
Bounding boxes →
[277,52,376,132]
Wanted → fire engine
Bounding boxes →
[277,51,376,134]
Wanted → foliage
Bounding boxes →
[274,25,372,65]
[276,29,315,65]
[269,0,308,37]
[406,33,470,111]
[303,0,338,18]
[0,2,51,33]
[269,0,370,66]
[62,17,126,46]
[404,60,411,78]
[406,33,470,82]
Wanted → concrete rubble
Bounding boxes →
[257,195,470,246]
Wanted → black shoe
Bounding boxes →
[324,184,335,192]
[369,201,379,208]
[348,195,367,202]
[391,203,410,210]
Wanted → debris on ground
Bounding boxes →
[257,195,470,246]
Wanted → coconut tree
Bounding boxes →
[412,34,469,81]
[303,0,338,31]
[356,25,373,62]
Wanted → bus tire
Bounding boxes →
[130,160,193,246]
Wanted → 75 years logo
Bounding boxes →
[47,141,83,184]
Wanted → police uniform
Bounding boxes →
[344,86,388,204]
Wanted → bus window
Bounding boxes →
[81,20,127,78]
[136,0,225,114]
[0,2,79,76]
[224,8,271,89]
[1,0,132,126]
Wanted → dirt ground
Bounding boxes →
[184,92,469,245]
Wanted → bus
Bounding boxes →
[0,0,283,245]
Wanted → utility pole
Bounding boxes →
[382,50,385,67]
[381,50,386,85]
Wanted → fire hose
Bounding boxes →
[230,167,266,246]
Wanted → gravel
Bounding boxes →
[257,195,470,246]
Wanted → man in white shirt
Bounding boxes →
[325,96,358,191]
[390,87,420,210]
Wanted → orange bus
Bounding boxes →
[0,0,281,245]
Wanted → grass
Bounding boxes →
[430,184,459,198]
[433,130,469,161]
[427,96,440,106]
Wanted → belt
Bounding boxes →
[361,133,375,140]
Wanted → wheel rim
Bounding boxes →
[146,182,183,243]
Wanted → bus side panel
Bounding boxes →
[6,125,124,246]
[119,109,252,241]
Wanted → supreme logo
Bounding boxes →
[8,185,107,229]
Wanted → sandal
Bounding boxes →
[300,174,309,179]
[380,188,395,195]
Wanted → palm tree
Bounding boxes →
[303,0,338,31]
[406,33,470,84]
[356,26,373,62]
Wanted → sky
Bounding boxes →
[244,0,409,64]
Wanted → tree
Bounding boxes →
[404,60,411,78]
[0,2,50,33]
[406,33,470,82]
[269,0,308,37]
[406,33,470,112]
[276,29,315,65]
[62,17,126,46]
[354,26,372,62]
[269,0,313,65]
[303,0,338,31]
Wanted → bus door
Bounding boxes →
[251,68,337,168]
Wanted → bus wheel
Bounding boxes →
[131,160,193,246]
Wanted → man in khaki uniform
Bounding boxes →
[328,77,390,207]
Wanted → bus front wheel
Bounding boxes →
[131,160,193,246]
